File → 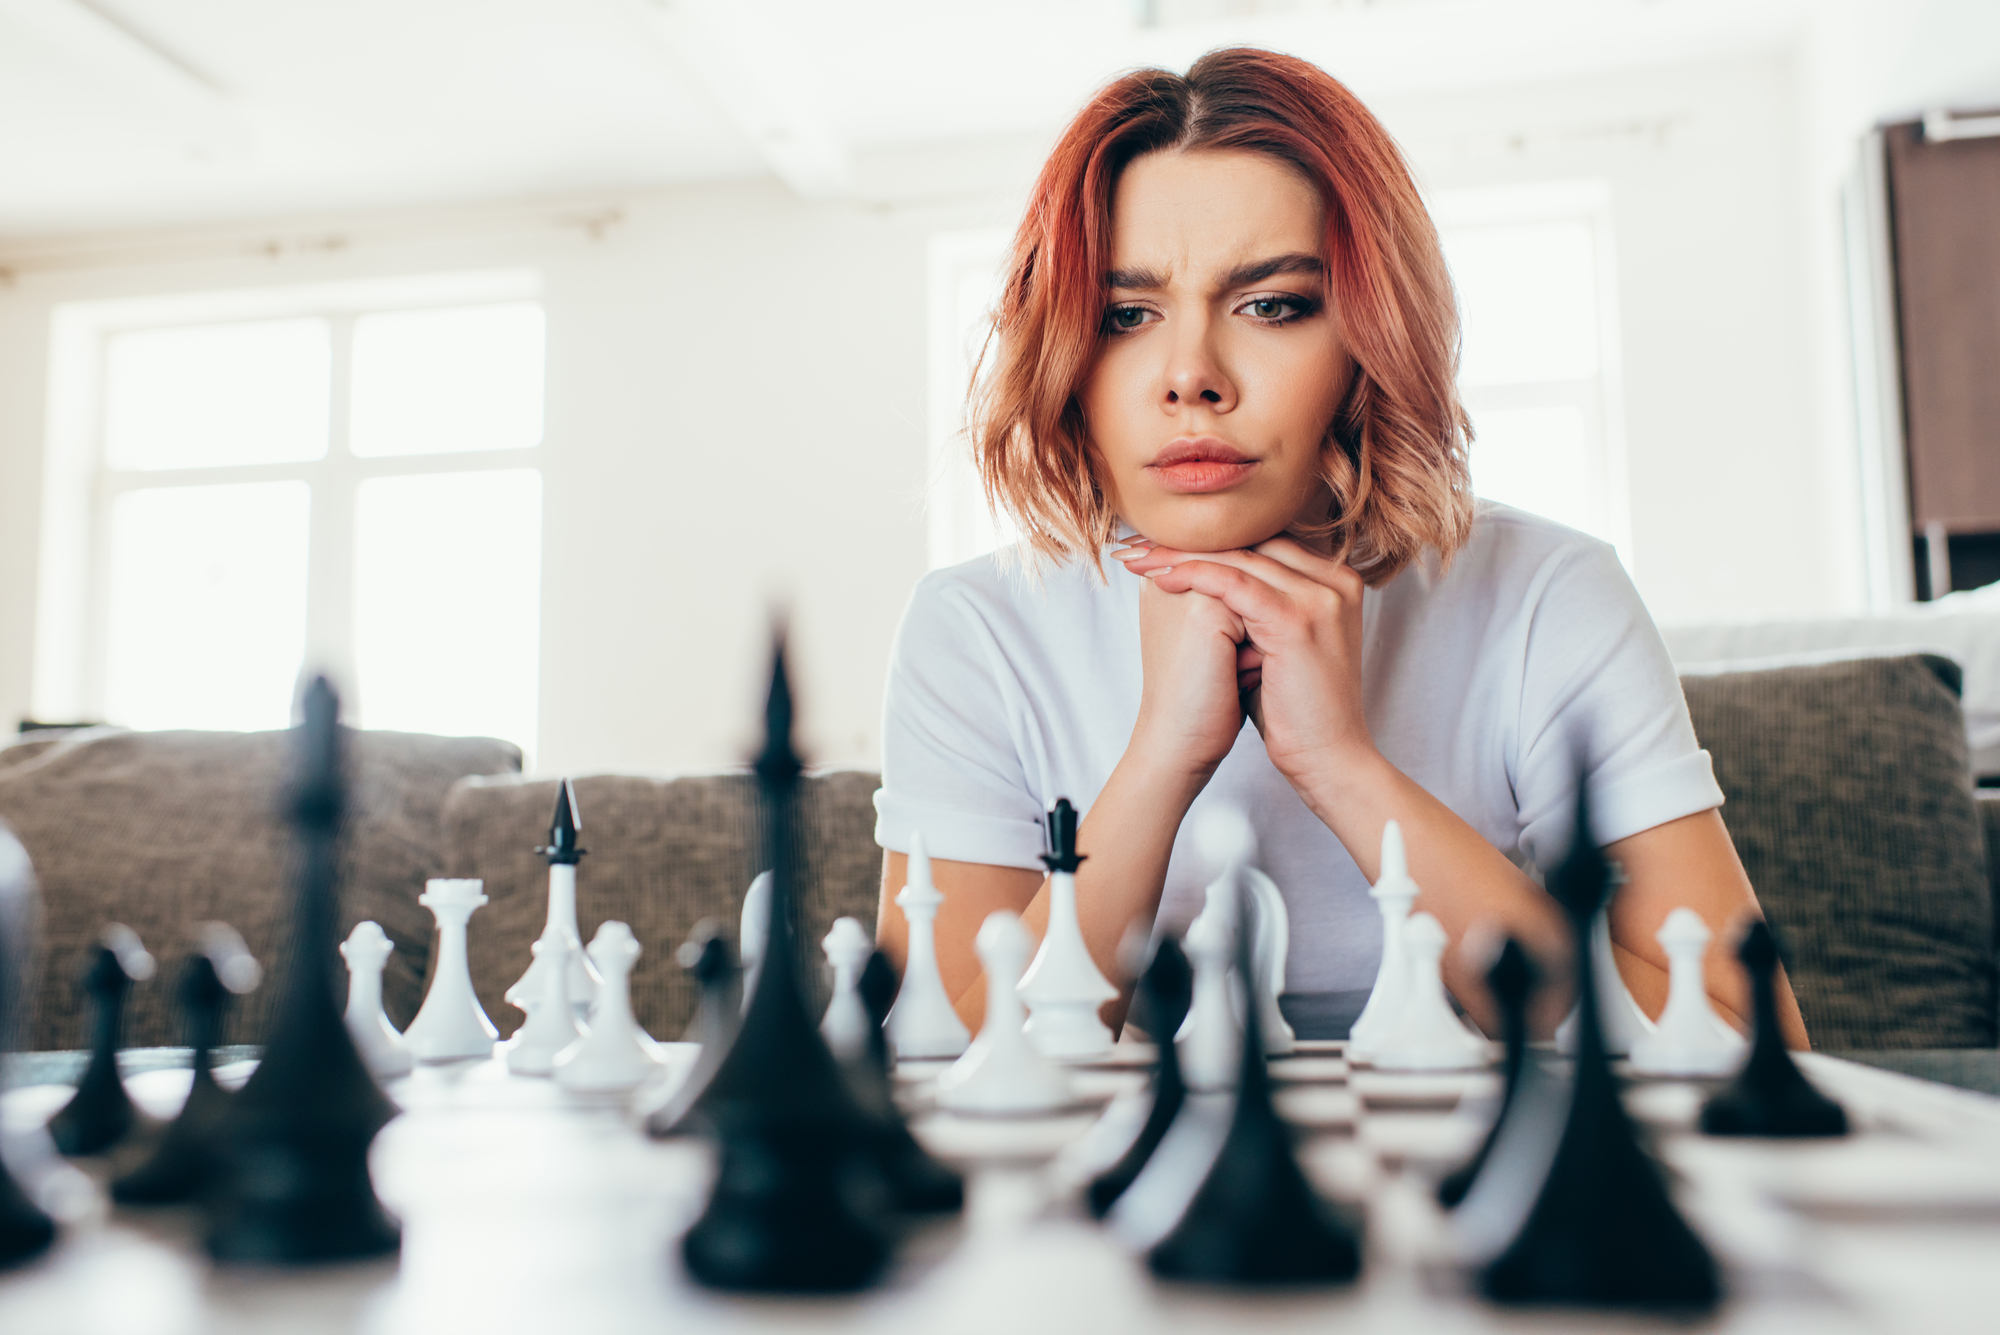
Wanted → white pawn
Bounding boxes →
[1629,909,1747,1077]
[556,922,661,1094]
[506,934,583,1076]
[1347,820,1419,1064]
[738,870,773,1011]
[340,921,411,1078]
[1019,799,1116,1060]
[937,911,1075,1115]
[820,916,874,1061]
[886,834,970,1060]
[1195,806,1296,1056]
[1175,882,1239,1092]
[1371,912,1490,1071]
[404,879,498,1062]
[1555,896,1658,1057]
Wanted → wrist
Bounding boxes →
[1117,727,1221,805]
[1288,741,1395,818]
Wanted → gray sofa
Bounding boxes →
[1,651,1994,1057]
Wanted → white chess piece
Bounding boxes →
[403,879,499,1062]
[1194,808,1295,1056]
[506,934,584,1076]
[556,922,661,1093]
[1347,820,1419,1064]
[1175,882,1239,1091]
[937,911,1075,1115]
[1371,912,1490,1071]
[1555,901,1658,1057]
[1629,909,1747,1077]
[885,833,970,1059]
[505,859,599,1027]
[1019,802,1117,1060]
[339,921,411,1078]
[738,870,773,1011]
[819,916,875,1061]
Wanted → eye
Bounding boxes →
[1104,304,1157,334]
[1239,295,1318,325]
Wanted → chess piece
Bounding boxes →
[339,921,411,1079]
[113,924,262,1204]
[819,917,874,1061]
[403,879,498,1062]
[554,922,660,1094]
[0,822,57,1265]
[1195,807,1294,1056]
[1145,881,1364,1284]
[1699,920,1847,1138]
[641,924,738,1133]
[885,833,969,1059]
[505,934,583,1076]
[1555,866,1656,1058]
[1630,909,1746,1079]
[679,633,894,1290]
[1019,799,1117,1060]
[737,870,773,1011]
[937,911,1076,1115]
[1480,781,1718,1307]
[1087,936,1193,1218]
[846,951,964,1213]
[1176,883,1238,1092]
[1347,821,1418,1063]
[203,676,400,1263]
[1370,913,1489,1072]
[1438,938,1536,1208]
[505,780,601,1026]
[48,923,156,1155]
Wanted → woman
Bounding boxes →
[873,47,1807,1045]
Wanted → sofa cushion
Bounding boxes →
[0,726,521,1051]
[1682,653,1996,1048]
[441,770,882,1042]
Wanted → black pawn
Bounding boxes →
[678,633,893,1291]
[1699,921,1846,1138]
[0,825,57,1266]
[1438,939,1537,1209]
[48,928,153,1156]
[654,923,739,1119]
[1482,784,1719,1308]
[112,931,257,1205]
[1146,886,1363,1284]
[849,950,963,1213]
[202,676,401,1264]
[1087,937,1193,1218]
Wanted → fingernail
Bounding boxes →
[1112,549,1140,562]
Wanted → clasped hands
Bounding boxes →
[1112,534,1373,789]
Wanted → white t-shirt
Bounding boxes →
[873,502,1723,997]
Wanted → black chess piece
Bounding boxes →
[1146,884,1363,1284]
[1481,784,1719,1308]
[1087,937,1193,1219]
[678,634,894,1291]
[653,922,739,1119]
[848,950,963,1213]
[0,823,57,1266]
[1438,939,1537,1209]
[201,676,401,1264]
[536,778,586,866]
[48,925,154,1156]
[1699,920,1846,1138]
[112,926,260,1205]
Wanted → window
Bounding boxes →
[927,229,1021,571]
[37,271,546,756]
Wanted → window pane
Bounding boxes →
[349,304,546,457]
[104,482,310,731]
[353,470,541,754]
[104,320,330,470]
[1445,221,1600,386]
[1469,405,1596,537]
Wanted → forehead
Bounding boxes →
[1107,149,1324,281]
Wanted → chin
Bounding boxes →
[1129,506,1292,553]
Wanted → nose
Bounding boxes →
[1161,319,1236,414]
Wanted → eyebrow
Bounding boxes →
[1106,252,1325,292]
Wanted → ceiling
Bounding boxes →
[0,0,1813,239]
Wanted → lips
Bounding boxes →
[1146,439,1257,495]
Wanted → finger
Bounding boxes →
[1236,642,1264,671]
[1252,535,1364,594]
[1143,544,1331,604]
[1147,558,1291,624]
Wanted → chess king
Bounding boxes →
[869,46,1810,1051]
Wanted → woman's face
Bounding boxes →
[1080,149,1352,553]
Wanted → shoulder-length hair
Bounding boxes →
[969,46,1472,582]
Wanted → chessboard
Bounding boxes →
[5,1041,2000,1334]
